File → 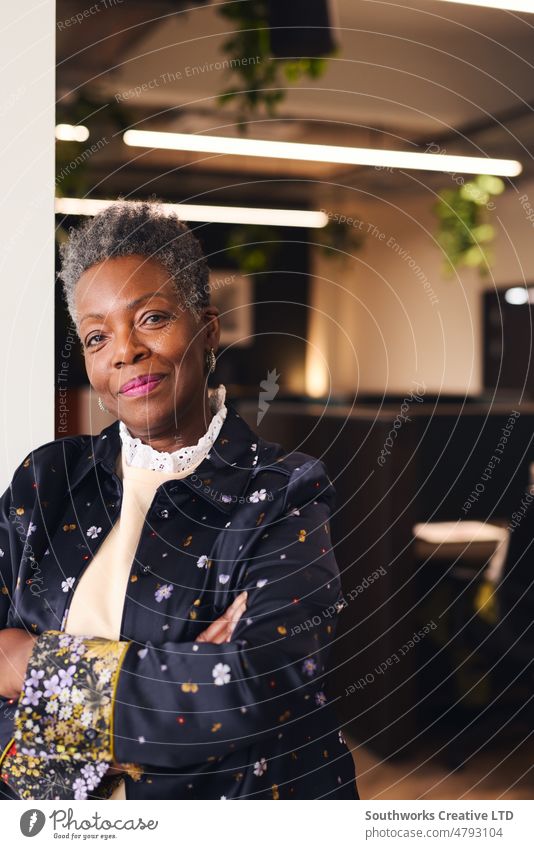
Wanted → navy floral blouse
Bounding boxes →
[0,399,359,800]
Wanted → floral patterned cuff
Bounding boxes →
[0,629,131,800]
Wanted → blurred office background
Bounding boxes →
[54,0,534,799]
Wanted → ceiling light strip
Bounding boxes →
[54,197,328,228]
[437,0,534,13]
[123,129,522,178]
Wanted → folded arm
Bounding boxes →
[2,462,344,794]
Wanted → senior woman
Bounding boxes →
[0,200,358,801]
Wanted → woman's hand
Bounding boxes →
[107,762,127,776]
[195,591,248,644]
[0,628,38,700]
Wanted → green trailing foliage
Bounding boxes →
[217,1,332,132]
[224,225,281,274]
[318,218,365,262]
[434,174,505,277]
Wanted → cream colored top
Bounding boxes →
[63,387,226,799]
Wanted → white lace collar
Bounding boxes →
[119,384,227,472]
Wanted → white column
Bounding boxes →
[0,1,55,488]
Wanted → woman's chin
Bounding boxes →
[116,397,171,429]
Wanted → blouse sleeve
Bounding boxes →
[3,461,345,781]
[0,631,142,799]
[0,481,15,629]
[0,462,28,792]
[0,452,39,631]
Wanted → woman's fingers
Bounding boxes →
[107,764,125,777]
[222,591,248,617]
[204,592,248,635]
[196,602,246,643]
[196,617,230,643]
[0,629,38,700]
[195,592,248,644]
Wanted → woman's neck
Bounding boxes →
[123,393,214,454]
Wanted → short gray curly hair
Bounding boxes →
[58,198,210,332]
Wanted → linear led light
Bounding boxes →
[123,129,522,178]
[55,124,90,142]
[54,197,328,228]
[437,0,534,12]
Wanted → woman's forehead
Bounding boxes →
[76,256,176,313]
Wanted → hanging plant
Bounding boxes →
[433,174,505,277]
[317,218,365,262]
[224,225,281,274]
[217,0,333,132]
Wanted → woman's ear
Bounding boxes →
[202,305,220,351]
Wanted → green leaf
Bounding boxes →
[476,174,505,196]
[215,1,331,127]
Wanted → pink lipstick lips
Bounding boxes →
[119,373,166,397]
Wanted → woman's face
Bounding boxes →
[75,253,220,439]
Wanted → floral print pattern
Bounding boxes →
[154,583,173,602]
[212,663,231,686]
[0,630,130,800]
[253,757,267,776]
[249,489,267,503]
[0,744,114,800]
[302,658,317,677]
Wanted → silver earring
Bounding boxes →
[97,396,109,414]
[205,348,217,375]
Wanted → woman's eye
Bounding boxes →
[144,313,167,324]
[84,314,168,348]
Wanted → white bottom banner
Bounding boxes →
[1,799,532,848]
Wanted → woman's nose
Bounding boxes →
[111,328,151,368]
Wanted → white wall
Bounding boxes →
[308,178,534,397]
[0,2,55,489]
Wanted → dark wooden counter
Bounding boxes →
[235,397,534,759]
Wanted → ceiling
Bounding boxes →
[56,0,534,205]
